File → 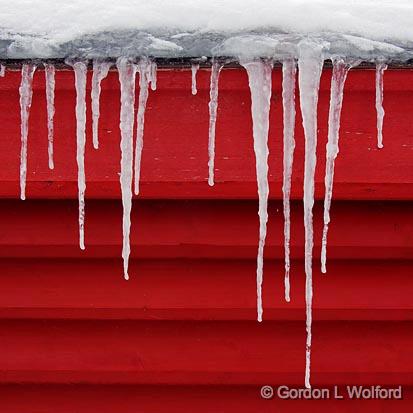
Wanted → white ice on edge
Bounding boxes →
[92,60,112,149]
[375,61,387,149]
[71,61,87,250]
[134,58,152,195]
[149,61,157,91]
[321,57,353,274]
[282,59,297,303]
[192,63,199,95]
[298,40,324,388]
[241,59,272,322]
[44,63,55,169]
[208,60,223,186]
[19,63,36,201]
[117,57,137,280]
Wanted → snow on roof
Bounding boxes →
[0,0,413,60]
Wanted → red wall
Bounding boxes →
[0,67,412,411]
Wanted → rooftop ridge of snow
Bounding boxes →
[1,1,413,60]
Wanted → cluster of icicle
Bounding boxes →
[13,43,388,388]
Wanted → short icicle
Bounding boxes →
[117,57,137,280]
[321,58,353,274]
[19,63,36,200]
[191,63,199,95]
[92,60,113,149]
[134,58,152,196]
[44,63,55,169]
[298,40,324,389]
[149,62,157,91]
[71,61,87,250]
[282,59,297,303]
[0,64,5,77]
[208,60,223,186]
[375,61,387,149]
[241,59,273,322]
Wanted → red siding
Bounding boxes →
[0,66,412,411]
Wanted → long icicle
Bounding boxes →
[117,57,137,280]
[134,58,152,196]
[92,60,112,149]
[44,63,55,169]
[208,60,223,186]
[375,61,387,149]
[282,59,297,303]
[19,63,36,200]
[72,61,87,250]
[241,59,273,322]
[298,40,323,389]
[321,58,352,274]
[192,63,199,95]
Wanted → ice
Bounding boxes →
[0,64,5,77]
[91,60,112,149]
[134,58,152,195]
[192,63,199,95]
[241,59,272,322]
[149,61,157,91]
[208,60,223,186]
[117,57,137,280]
[44,63,55,169]
[282,59,297,303]
[70,61,87,251]
[19,63,36,201]
[321,58,353,274]
[375,61,387,149]
[298,40,324,388]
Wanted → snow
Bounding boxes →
[297,39,324,388]
[91,61,112,149]
[44,63,55,169]
[117,57,137,281]
[1,1,413,59]
[282,59,297,303]
[241,59,272,322]
[375,62,387,149]
[19,63,36,201]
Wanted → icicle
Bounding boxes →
[149,62,157,91]
[298,40,324,389]
[92,60,112,149]
[208,60,223,186]
[70,61,87,251]
[134,58,152,196]
[19,63,36,201]
[282,59,297,303]
[191,63,199,95]
[321,58,353,274]
[0,64,5,77]
[117,57,137,280]
[241,59,273,322]
[375,61,387,149]
[44,63,55,169]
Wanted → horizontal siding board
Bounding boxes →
[0,319,411,385]
[0,68,412,199]
[0,384,412,413]
[0,200,412,259]
[0,259,411,321]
